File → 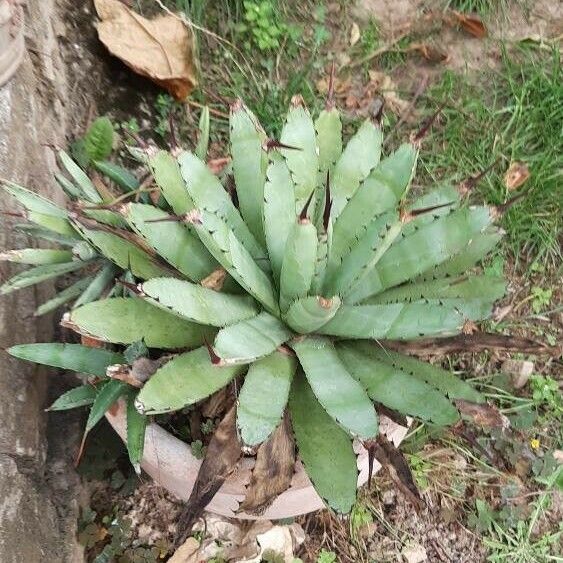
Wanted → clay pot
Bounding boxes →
[0,0,24,86]
[106,403,409,520]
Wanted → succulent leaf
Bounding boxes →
[0,248,73,265]
[347,206,495,303]
[330,119,383,218]
[337,342,459,425]
[195,106,211,161]
[136,346,244,414]
[315,106,342,174]
[35,276,93,316]
[6,343,123,377]
[125,203,218,282]
[289,371,357,513]
[320,302,465,340]
[58,150,102,203]
[150,150,195,214]
[214,312,292,365]
[140,277,258,327]
[280,98,318,208]
[283,295,341,334]
[263,153,296,283]
[292,336,378,439]
[73,262,117,308]
[85,379,129,434]
[93,161,140,193]
[230,101,268,245]
[47,384,99,411]
[126,390,147,474]
[69,297,215,349]
[367,348,485,404]
[237,350,296,446]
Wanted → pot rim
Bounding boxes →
[106,401,410,520]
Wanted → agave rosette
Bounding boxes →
[5,98,506,513]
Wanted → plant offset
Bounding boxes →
[4,92,509,515]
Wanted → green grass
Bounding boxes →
[417,47,562,268]
[443,0,511,15]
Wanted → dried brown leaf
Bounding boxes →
[239,414,295,515]
[504,161,530,191]
[409,43,449,63]
[94,0,197,100]
[201,387,231,419]
[452,11,487,39]
[350,22,361,47]
[106,364,144,388]
[455,400,509,429]
[370,434,423,511]
[175,405,241,546]
[200,267,227,291]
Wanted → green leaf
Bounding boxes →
[71,220,170,280]
[0,260,93,295]
[150,150,194,215]
[84,117,114,162]
[289,371,357,513]
[237,350,296,446]
[230,101,268,245]
[280,98,318,208]
[3,182,77,235]
[214,312,292,365]
[140,277,259,327]
[0,248,73,265]
[85,379,129,434]
[73,262,117,308]
[47,384,99,411]
[69,297,215,349]
[331,119,383,218]
[320,302,465,340]
[54,173,82,199]
[414,229,503,282]
[123,340,149,364]
[279,220,317,311]
[35,276,93,316]
[369,348,485,404]
[7,343,124,377]
[347,206,495,303]
[195,106,210,160]
[263,153,296,283]
[58,150,102,203]
[126,390,147,474]
[135,346,244,414]
[315,107,342,174]
[329,144,417,271]
[14,224,78,246]
[337,342,459,425]
[283,295,341,333]
[192,210,279,314]
[125,203,217,282]
[292,337,378,439]
[179,151,267,265]
[93,161,140,192]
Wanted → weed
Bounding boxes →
[316,549,338,563]
[236,1,288,51]
[350,499,374,541]
[529,375,562,418]
[530,287,552,314]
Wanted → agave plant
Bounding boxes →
[5,95,508,514]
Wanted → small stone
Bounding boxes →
[402,542,427,563]
[382,489,396,505]
[501,359,534,389]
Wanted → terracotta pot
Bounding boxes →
[106,402,410,520]
[0,1,24,86]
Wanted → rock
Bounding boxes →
[382,489,396,505]
[402,542,427,563]
[501,359,534,389]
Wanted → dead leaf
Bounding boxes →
[350,22,361,46]
[106,364,144,388]
[94,0,197,100]
[239,414,295,515]
[409,43,449,63]
[175,405,242,546]
[201,387,231,418]
[201,267,227,291]
[168,537,200,563]
[369,434,423,511]
[504,161,530,191]
[80,335,105,348]
[207,157,231,175]
[367,70,411,117]
[452,11,487,39]
[455,400,510,429]
[462,320,478,335]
